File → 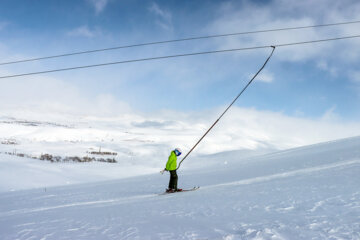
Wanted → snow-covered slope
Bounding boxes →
[0,136,359,239]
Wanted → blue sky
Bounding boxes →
[0,0,360,121]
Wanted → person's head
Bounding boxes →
[174,148,182,156]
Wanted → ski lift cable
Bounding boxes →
[176,46,276,170]
[0,34,359,80]
[1,20,360,66]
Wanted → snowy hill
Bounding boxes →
[0,136,359,239]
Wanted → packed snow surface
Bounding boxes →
[0,136,360,239]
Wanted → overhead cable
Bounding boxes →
[1,20,360,66]
[0,34,359,79]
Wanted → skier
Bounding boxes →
[162,148,182,193]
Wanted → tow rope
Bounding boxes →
[176,46,276,170]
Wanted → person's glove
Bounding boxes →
[160,168,167,174]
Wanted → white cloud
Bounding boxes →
[207,0,360,63]
[88,0,109,15]
[2,103,359,157]
[148,2,173,31]
[255,70,274,83]
[205,106,359,152]
[0,74,131,120]
[317,60,338,77]
[67,25,97,38]
[149,2,171,22]
[321,105,339,121]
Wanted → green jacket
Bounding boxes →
[166,151,177,171]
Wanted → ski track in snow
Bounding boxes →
[0,194,157,217]
[205,159,360,189]
[1,158,359,218]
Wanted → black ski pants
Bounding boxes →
[168,170,178,190]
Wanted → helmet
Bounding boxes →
[174,148,182,156]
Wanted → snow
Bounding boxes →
[0,154,159,192]
[0,136,359,239]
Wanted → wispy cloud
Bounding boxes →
[321,105,339,121]
[317,60,338,77]
[67,25,97,38]
[87,0,109,15]
[0,73,131,119]
[208,0,360,63]
[148,2,173,31]
[256,70,274,83]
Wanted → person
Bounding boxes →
[163,148,182,192]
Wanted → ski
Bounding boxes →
[159,186,200,195]
[181,186,200,192]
